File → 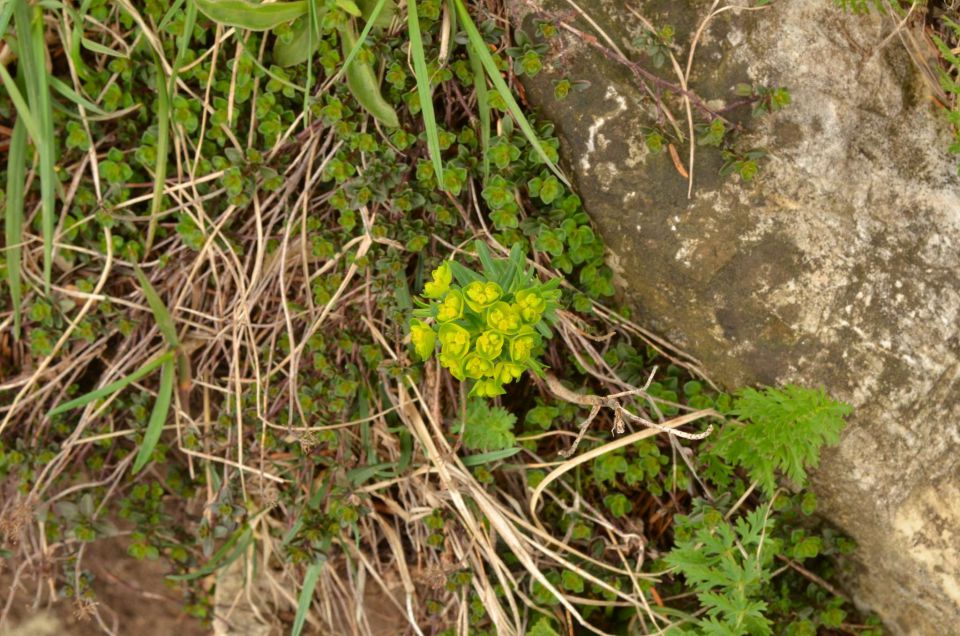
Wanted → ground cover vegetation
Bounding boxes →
[4,0,940,633]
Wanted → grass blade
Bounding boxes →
[465,37,490,181]
[48,350,175,417]
[452,0,568,185]
[0,63,41,142]
[340,0,388,72]
[174,1,198,76]
[340,22,399,127]
[460,447,520,466]
[14,0,58,292]
[4,91,26,339]
[302,0,320,122]
[292,559,324,636]
[0,0,14,38]
[80,36,128,58]
[131,357,174,474]
[133,265,179,347]
[144,57,170,254]
[48,76,111,116]
[166,526,253,581]
[158,0,187,31]
[407,0,445,189]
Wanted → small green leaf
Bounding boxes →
[792,536,822,560]
[526,617,560,636]
[561,570,584,593]
[603,493,632,518]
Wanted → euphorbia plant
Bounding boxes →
[410,241,561,397]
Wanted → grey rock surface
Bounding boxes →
[505,1,960,633]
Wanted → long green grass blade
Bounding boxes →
[132,357,174,474]
[0,0,14,38]
[15,0,58,292]
[292,559,324,636]
[133,265,179,347]
[452,0,568,185]
[174,0,198,74]
[158,0,187,31]
[144,58,170,254]
[4,93,27,339]
[0,63,41,142]
[460,447,520,466]
[407,0,445,190]
[465,39,490,181]
[48,76,110,116]
[48,350,175,416]
[302,0,319,122]
[80,36,127,58]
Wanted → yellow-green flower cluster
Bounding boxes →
[409,261,552,397]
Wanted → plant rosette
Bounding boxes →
[410,241,560,397]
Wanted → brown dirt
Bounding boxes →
[2,538,208,635]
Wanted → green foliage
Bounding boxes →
[456,400,517,451]
[526,617,561,636]
[633,23,675,69]
[833,0,922,13]
[720,148,768,182]
[507,29,548,78]
[734,83,792,117]
[930,17,960,173]
[0,2,880,635]
[708,385,851,494]
[411,241,561,397]
[665,505,781,635]
[195,0,309,30]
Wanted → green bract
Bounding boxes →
[509,331,538,363]
[493,361,524,384]
[436,289,465,323]
[424,262,453,298]
[438,323,471,358]
[515,289,546,324]
[472,379,506,397]
[486,301,522,334]
[410,241,561,398]
[409,319,436,361]
[463,280,502,311]
[475,331,504,359]
[463,353,494,379]
[438,351,466,380]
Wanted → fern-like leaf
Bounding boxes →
[457,399,517,451]
[709,385,851,495]
[665,506,781,636]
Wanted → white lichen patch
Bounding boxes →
[581,85,627,172]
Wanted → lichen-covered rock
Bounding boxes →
[505,1,960,632]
